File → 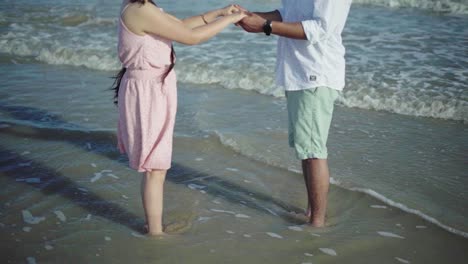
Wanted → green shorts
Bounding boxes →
[286,87,340,160]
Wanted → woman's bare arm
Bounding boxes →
[122,4,246,45]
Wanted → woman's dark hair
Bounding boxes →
[112,0,176,105]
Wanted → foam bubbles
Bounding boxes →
[319,248,337,256]
[353,0,468,14]
[288,226,303,232]
[395,257,411,263]
[235,214,250,219]
[377,231,405,239]
[44,244,54,250]
[22,210,45,225]
[266,232,283,239]
[54,210,66,222]
[188,184,206,191]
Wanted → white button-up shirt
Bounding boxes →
[276,0,352,91]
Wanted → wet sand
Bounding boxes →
[1,121,467,263]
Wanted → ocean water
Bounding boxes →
[1,0,467,263]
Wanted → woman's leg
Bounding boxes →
[141,169,167,235]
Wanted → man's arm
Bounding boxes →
[254,10,282,22]
[238,12,306,40]
[238,0,350,41]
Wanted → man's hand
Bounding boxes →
[238,12,267,33]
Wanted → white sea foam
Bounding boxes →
[395,257,411,263]
[91,170,119,182]
[107,173,119,179]
[354,0,468,14]
[26,257,37,264]
[210,209,235,215]
[288,226,303,232]
[131,232,145,238]
[319,248,337,256]
[188,184,206,190]
[370,205,387,209]
[304,253,314,257]
[197,216,211,222]
[1,20,465,123]
[351,188,468,238]
[212,129,468,239]
[22,210,45,225]
[90,172,102,183]
[23,227,32,232]
[44,244,54,250]
[377,231,405,239]
[16,178,40,183]
[235,214,251,219]
[266,232,283,239]
[54,210,67,222]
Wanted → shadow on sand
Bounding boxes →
[0,105,305,233]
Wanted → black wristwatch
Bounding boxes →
[263,20,272,36]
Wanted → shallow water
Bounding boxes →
[1,0,467,262]
[1,62,467,263]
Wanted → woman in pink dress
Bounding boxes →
[112,0,246,235]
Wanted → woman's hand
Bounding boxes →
[228,11,247,24]
[221,4,241,16]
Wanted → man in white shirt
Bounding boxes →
[237,0,352,227]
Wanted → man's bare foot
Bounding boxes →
[305,205,311,218]
[308,215,328,228]
[308,221,326,228]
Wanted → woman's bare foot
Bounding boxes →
[143,224,165,236]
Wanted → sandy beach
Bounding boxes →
[1,0,467,262]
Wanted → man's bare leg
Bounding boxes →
[302,160,312,218]
[303,158,329,227]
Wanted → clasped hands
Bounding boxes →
[221,4,268,33]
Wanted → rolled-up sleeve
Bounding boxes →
[277,6,284,20]
[300,0,334,44]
